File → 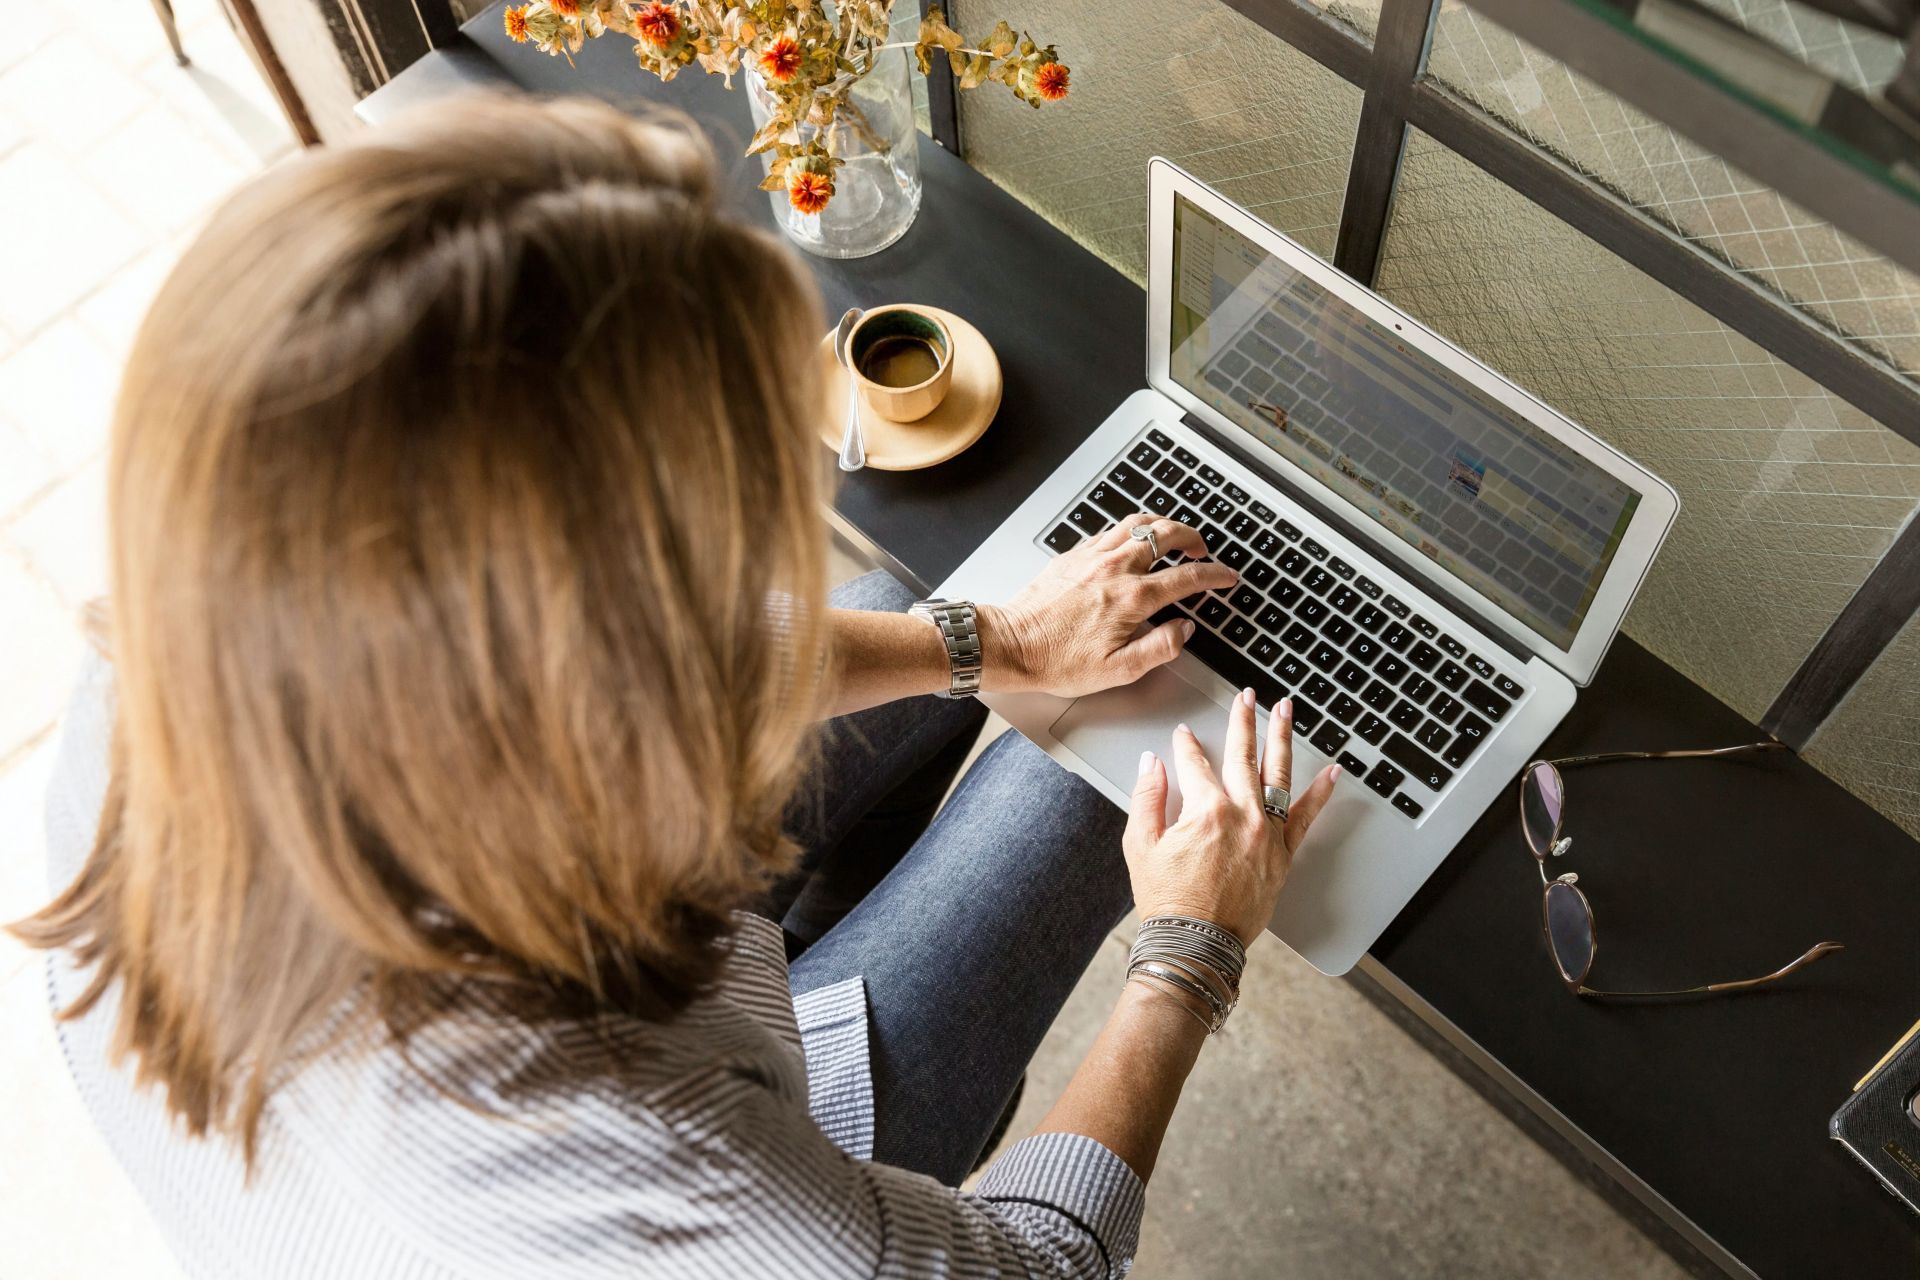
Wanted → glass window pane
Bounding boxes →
[1377,129,1920,732]
[1691,0,1908,95]
[1803,612,1920,841]
[1424,2,1920,377]
[956,0,1363,277]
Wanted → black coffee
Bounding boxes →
[859,335,943,388]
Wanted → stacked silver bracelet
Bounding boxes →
[1126,915,1247,1034]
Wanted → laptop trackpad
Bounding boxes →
[1052,665,1243,823]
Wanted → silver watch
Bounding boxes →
[909,598,983,699]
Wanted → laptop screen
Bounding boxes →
[1169,194,1642,651]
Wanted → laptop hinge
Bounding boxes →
[1179,410,1536,667]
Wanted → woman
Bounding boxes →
[14,95,1338,1278]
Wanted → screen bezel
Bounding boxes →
[1145,157,1678,687]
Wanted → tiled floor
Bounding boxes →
[0,11,1683,1277]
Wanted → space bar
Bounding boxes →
[1183,625,1288,708]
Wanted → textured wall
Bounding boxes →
[1804,609,1920,838]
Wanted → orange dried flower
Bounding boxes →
[634,2,680,47]
[759,36,802,83]
[549,0,581,15]
[788,169,833,214]
[1035,61,1069,101]
[503,4,530,41]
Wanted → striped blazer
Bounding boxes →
[42,656,1146,1278]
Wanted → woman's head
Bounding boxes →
[14,93,830,1149]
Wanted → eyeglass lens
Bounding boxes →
[1521,762,1564,857]
[1544,880,1594,984]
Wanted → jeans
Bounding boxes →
[779,572,1133,1187]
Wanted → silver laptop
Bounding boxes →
[937,160,1679,976]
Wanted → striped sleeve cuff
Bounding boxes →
[792,976,874,1161]
[975,1132,1145,1275]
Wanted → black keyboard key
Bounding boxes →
[1388,701,1423,731]
[1250,501,1276,523]
[1355,575,1384,600]
[1383,733,1453,791]
[1374,654,1409,683]
[1465,654,1496,680]
[1328,585,1361,614]
[1178,476,1211,505]
[1407,641,1441,671]
[1329,692,1362,723]
[1454,712,1490,748]
[1392,793,1424,820]
[1252,530,1284,558]
[1303,674,1336,704]
[1382,594,1411,618]
[1327,556,1356,580]
[1173,445,1200,467]
[1349,635,1381,665]
[1227,512,1259,540]
[1297,598,1329,627]
[1308,641,1342,672]
[1321,617,1356,646]
[1279,549,1309,577]
[1185,624,1288,710]
[1109,462,1152,499]
[1276,519,1303,541]
[1202,494,1236,522]
[1428,693,1463,724]
[1224,482,1250,504]
[1249,636,1283,666]
[1173,504,1204,530]
[1434,660,1469,692]
[1256,604,1288,634]
[1409,614,1439,639]
[1128,442,1161,469]
[1147,427,1174,450]
[1363,762,1405,798]
[1355,603,1388,632]
[1244,561,1277,590]
[1225,617,1257,647]
[1437,634,1467,660]
[1291,700,1324,732]
[1494,673,1525,700]
[1414,720,1451,753]
[1381,622,1414,651]
[1354,712,1390,745]
[1199,524,1226,552]
[1271,580,1303,608]
[1144,488,1177,517]
[1441,735,1480,769]
[1277,654,1309,685]
[1334,661,1369,692]
[1281,623,1316,652]
[1361,680,1397,712]
[1199,464,1225,486]
[1301,537,1329,561]
[1068,503,1106,535]
[1337,751,1368,777]
[1044,523,1079,553]
[1230,585,1264,615]
[1303,566,1336,595]
[1087,482,1134,521]
[1218,542,1252,571]
[1402,674,1437,704]
[1152,458,1186,487]
[1463,680,1512,722]
[1198,598,1232,627]
[1309,721,1350,758]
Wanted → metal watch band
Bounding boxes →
[909,598,983,699]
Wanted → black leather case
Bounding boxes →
[1831,1019,1920,1217]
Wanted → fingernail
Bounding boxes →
[1176,722,1190,737]
[1241,686,1255,707]
[1139,750,1156,776]
[1281,696,1293,717]
[1329,765,1342,781]
[1181,620,1196,639]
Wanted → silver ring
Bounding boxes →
[1129,521,1161,561]
[1262,785,1290,823]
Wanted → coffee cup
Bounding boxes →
[847,305,955,422]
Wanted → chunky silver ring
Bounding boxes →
[1262,785,1290,823]
[1128,521,1161,561]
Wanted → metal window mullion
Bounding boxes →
[1332,0,1438,284]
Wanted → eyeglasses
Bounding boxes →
[1520,742,1844,998]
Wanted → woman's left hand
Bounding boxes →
[979,516,1239,699]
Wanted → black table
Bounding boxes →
[362,17,1920,1277]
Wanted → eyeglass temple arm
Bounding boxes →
[1548,741,1789,772]
[1577,941,1844,999]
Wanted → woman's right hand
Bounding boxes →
[1122,689,1339,947]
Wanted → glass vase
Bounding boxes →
[747,46,922,259]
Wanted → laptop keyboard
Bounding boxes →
[1040,426,1529,820]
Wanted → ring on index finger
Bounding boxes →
[1128,522,1161,562]
[1262,785,1290,824]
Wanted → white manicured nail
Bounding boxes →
[1139,750,1156,776]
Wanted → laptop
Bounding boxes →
[936,159,1679,976]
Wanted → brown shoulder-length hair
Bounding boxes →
[10,92,831,1157]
